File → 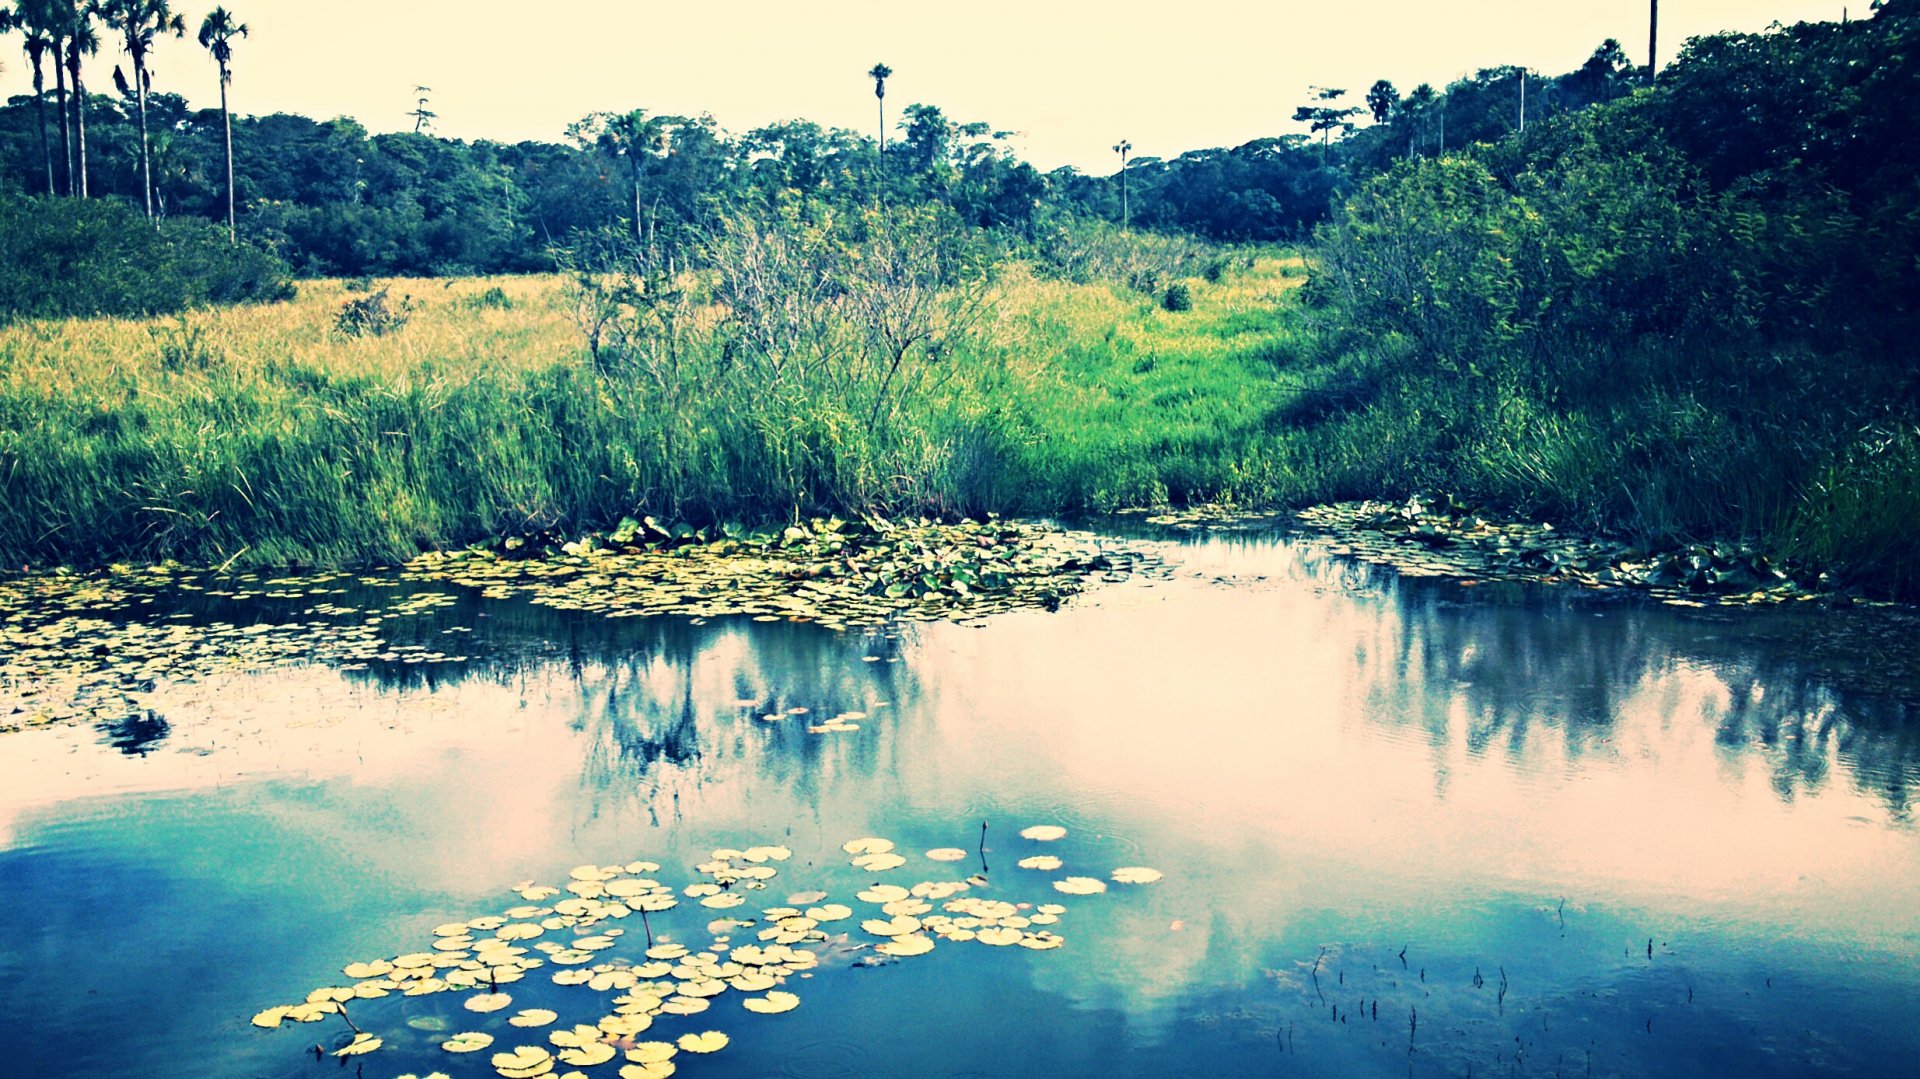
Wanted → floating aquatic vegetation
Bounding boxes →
[1019,825,1067,841]
[401,516,1160,635]
[1111,867,1163,884]
[251,830,1163,1072]
[1296,498,1832,607]
[0,518,1159,737]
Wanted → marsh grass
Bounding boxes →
[6,253,1914,599]
[0,261,1308,570]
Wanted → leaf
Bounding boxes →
[742,990,800,1014]
[1111,866,1164,884]
[442,1032,495,1054]
[1019,825,1067,841]
[676,1031,730,1054]
[333,1033,383,1057]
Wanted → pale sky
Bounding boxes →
[0,1,1853,172]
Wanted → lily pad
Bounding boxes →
[443,1032,496,1053]
[742,991,800,1014]
[676,1030,730,1054]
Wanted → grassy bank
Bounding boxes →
[0,258,1306,571]
[3,242,1915,600]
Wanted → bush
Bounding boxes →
[0,195,293,321]
[335,287,413,337]
[1161,282,1193,312]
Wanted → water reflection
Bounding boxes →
[2,531,1917,1078]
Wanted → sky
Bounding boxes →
[0,1,1856,173]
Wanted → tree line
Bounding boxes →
[1,0,1701,277]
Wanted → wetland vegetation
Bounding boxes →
[4,4,1920,1077]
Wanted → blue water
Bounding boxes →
[1,532,1915,1078]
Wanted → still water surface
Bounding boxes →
[2,530,1917,1078]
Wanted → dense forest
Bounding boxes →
[6,0,1658,276]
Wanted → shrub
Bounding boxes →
[0,194,293,321]
[334,287,413,337]
[1161,282,1193,312]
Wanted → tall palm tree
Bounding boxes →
[2,3,57,194]
[197,6,246,242]
[597,109,663,243]
[46,1,70,193]
[867,63,892,154]
[61,1,96,197]
[1111,140,1131,233]
[100,0,184,220]
[1648,0,1659,83]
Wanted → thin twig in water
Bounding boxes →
[1311,947,1327,1003]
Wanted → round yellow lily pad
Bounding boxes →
[1020,825,1067,841]
[1053,877,1107,895]
[508,1009,558,1027]
[558,1044,616,1067]
[1111,866,1164,884]
[742,990,800,1014]
[625,1041,678,1064]
[443,1032,496,1053]
[676,1031,730,1054]
[465,992,513,1012]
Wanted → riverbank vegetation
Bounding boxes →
[1,3,1916,600]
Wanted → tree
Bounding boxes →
[408,85,434,133]
[1293,86,1362,164]
[100,0,185,220]
[1403,83,1438,156]
[572,108,666,242]
[1,1,57,194]
[1648,0,1659,83]
[1111,138,1131,231]
[1366,79,1398,124]
[60,0,95,197]
[868,62,892,155]
[197,6,246,243]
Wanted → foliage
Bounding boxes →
[1289,2,1920,598]
[0,192,291,319]
[333,285,411,337]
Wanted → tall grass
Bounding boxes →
[0,254,1307,571]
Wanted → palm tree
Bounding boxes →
[197,6,246,242]
[1111,140,1131,233]
[867,63,892,154]
[1,2,57,195]
[61,1,96,198]
[46,1,69,192]
[1647,0,1659,83]
[596,109,664,243]
[100,0,184,220]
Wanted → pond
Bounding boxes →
[3,527,1918,1078]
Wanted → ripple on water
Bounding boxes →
[777,1036,872,1079]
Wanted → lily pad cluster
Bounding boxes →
[1297,498,1838,609]
[251,830,1165,1075]
[0,565,427,735]
[401,517,1159,631]
[0,519,1152,736]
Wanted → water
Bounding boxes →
[2,530,1917,1078]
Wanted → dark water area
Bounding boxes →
[2,531,1917,1078]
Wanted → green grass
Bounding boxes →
[3,253,1915,601]
[0,262,1314,571]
